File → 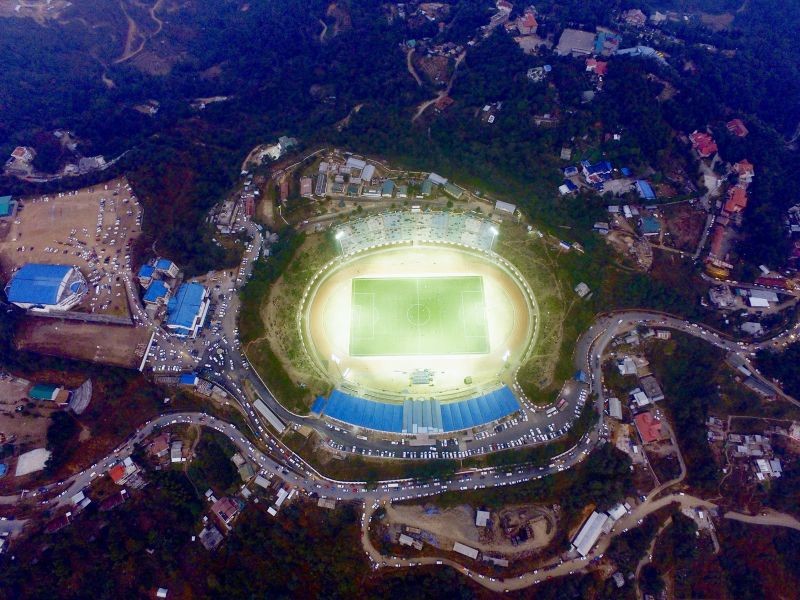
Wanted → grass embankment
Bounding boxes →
[239,230,334,414]
[282,431,459,483]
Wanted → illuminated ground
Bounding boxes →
[350,276,489,356]
[301,244,536,401]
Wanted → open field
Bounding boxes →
[15,319,149,369]
[350,275,489,356]
[0,177,142,318]
[0,375,56,453]
[303,244,534,401]
[386,503,556,554]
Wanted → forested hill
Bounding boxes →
[1,0,799,273]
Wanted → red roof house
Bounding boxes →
[726,118,749,137]
[634,411,663,444]
[435,95,455,111]
[724,186,748,214]
[211,497,240,529]
[709,225,727,258]
[585,59,609,76]
[517,12,538,35]
[108,464,126,484]
[689,131,718,158]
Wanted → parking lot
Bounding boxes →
[0,177,142,317]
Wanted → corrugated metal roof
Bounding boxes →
[143,280,169,303]
[166,282,205,329]
[6,264,72,305]
[138,264,155,278]
[0,195,12,216]
[155,258,174,271]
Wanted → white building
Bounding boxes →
[571,511,609,557]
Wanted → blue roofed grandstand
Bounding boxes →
[143,279,170,305]
[315,386,520,434]
[4,263,88,312]
[165,282,210,337]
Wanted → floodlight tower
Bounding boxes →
[335,230,346,255]
[489,226,499,251]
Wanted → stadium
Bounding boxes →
[299,211,539,435]
[4,263,88,312]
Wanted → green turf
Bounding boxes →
[349,276,489,356]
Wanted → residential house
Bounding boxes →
[10,146,35,163]
[585,58,608,76]
[724,186,748,214]
[622,8,647,27]
[689,131,718,158]
[581,160,613,185]
[300,177,313,197]
[726,118,749,137]
[733,160,754,184]
[148,432,170,459]
[634,411,663,444]
[517,11,537,35]
[211,497,241,529]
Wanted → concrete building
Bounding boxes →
[453,541,479,560]
[555,28,596,56]
[154,258,179,278]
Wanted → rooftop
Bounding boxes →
[143,279,169,304]
[166,282,206,329]
[5,264,75,306]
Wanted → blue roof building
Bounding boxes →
[154,258,178,276]
[635,180,656,200]
[381,180,396,197]
[640,215,661,235]
[138,264,155,279]
[179,373,198,386]
[143,279,169,304]
[5,263,87,311]
[0,195,13,217]
[563,166,579,177]
[165,282,209,337]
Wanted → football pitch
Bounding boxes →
[349,276,489,356]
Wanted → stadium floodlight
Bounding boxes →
[335,230,346,254]
[489,226,499,250]
[330,353,341,365]
[502,349,510,362]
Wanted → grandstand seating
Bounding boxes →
[335,211,497,255]
[315,386,520,434]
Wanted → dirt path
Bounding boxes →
[114,0,165,64]
[318,18,328,42]
[411,51,465,122]
[406,48,423,86]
